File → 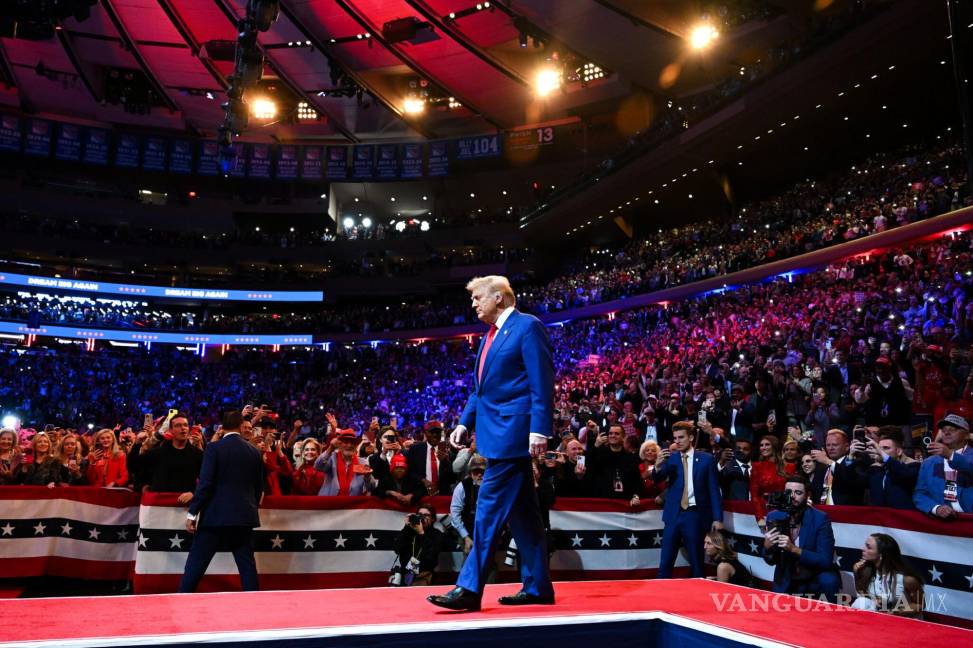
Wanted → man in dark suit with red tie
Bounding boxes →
[406,421,455,496]
[653,421,723,578]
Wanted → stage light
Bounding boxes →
[1,414,19,429]
[580,62,605,83]
[342,217,355,229]
[688,23,718,50]
[395,221,406,232]
[362,217,373,228]
[403,97,425,114]
[297,101,318,120]
[448,97,461,109]
[250,97,277,120]
[534,66,561,97]
[420,220,430,231]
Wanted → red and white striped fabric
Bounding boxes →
[0,487,138,580]
[2,489,971,627]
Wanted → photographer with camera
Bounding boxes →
[762,473,840,601]
[391,504,444,586]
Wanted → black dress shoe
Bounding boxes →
[427,586,481,611]
[497,591,555,605]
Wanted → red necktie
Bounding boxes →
[429,445,438,489]
[478,325,498,383]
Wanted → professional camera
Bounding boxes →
[765,489,800,537]
[407,513,423,526]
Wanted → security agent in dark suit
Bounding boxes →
[718,438,753,501]
[763,473,840,601]
[179,410,265,592]
[653,421,723,578]
[406,421,456,496]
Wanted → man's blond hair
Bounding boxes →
[466,275,516,307]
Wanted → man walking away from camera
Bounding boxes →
[179,410,265,592]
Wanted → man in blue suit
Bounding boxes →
[865,427,920,510]
[763,473,840,600]
[429,275,554,612]
[913,414,973,517]
[653,421,723,578]
[179,410,265,592]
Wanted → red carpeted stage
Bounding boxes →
[1,579,969,648]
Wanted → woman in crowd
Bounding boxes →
[782,439,800,469]
[258,428,293,496]
[19,433,67,486]
[369,427,402,482]
[785,364,812,426]
[638,440,666,505]
[55,433,87,485]
[852,533,924,617]
[0,428,24,485]
[750,435,797,529]
[804,387,841,447]
[704,530,753,586]
[85,428,129,488]
[291,438,325,495]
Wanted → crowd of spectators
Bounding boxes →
[2,220,970,614]
[2,229,971,512]
[0,140,967,335]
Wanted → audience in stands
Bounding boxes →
[1,141,966,334]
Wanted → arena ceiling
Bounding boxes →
[0,0,861,143]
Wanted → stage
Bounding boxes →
[1,579,969,648]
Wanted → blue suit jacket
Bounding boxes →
[867,458,920,510]
[654,450,723,524]
[460,310,554,460]
[913,447,973,513]
[188,434,265,528]
[763,505,837,593]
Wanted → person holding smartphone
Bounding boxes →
[313,421,375,496]
[55,433,87,485]
[406,421,455,496]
